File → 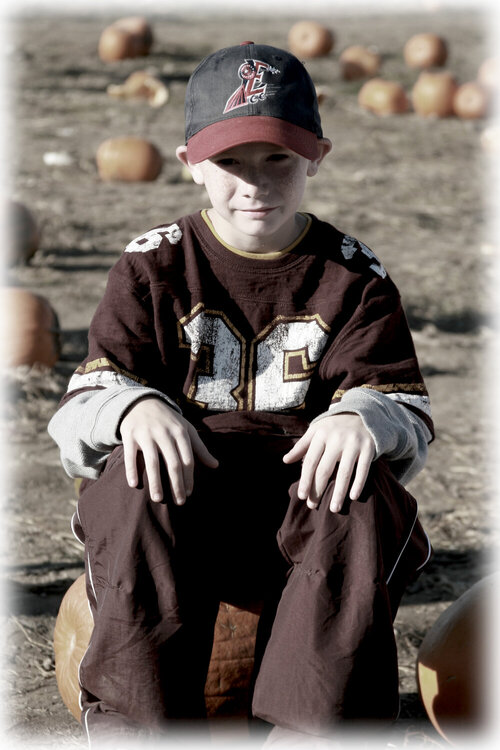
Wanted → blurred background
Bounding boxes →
[1,1,499,748]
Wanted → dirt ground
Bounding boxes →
[1,5,499,749]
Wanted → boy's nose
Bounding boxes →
[240,167,269,195]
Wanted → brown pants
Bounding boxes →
[74,432,430,742]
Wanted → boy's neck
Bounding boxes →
[205,209,307,255]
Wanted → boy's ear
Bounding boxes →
[307,138,332,177]
[175,145,205,185]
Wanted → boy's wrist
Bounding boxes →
[118,395,171,435]
[87,386,180,445]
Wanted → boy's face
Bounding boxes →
[177,140,331,253]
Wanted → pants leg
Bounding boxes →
[252,459,432,737]
[74,433,301,742]
[75,446,220,741]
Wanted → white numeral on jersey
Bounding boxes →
[253,320,330,410]
[179,308,330,411]
[182,311,243,410]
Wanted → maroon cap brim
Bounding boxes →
[186,116,321,163]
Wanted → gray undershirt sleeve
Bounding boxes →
[310,387,432,485]
[48,385,180,479]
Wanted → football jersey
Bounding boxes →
[60,210,431,432]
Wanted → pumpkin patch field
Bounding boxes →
[2,5,499,749]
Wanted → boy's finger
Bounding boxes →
[157,440,188,505]
[123,440,138,488]
[297,440,324,500]
[329,454,357,513]
[349,449,374,501]
[282,434,309,464]
[190,429,219,468]
[308,446,340,503]
[173,434,196,497]
[143,444,166,503]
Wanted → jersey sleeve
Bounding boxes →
[48,256,180,479]
[314,272,433,484]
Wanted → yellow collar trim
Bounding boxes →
[201,209,311,260]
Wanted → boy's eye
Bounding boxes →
[215,157,238,167]
[267,153,289,162]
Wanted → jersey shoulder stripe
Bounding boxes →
[124,223,183,253]
[340,234,387,278]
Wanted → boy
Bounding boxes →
[48,42,433,746]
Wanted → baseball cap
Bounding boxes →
[184,42,323,164]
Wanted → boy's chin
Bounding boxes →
[209,207,302,252]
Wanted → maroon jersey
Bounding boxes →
[60,210,432,441]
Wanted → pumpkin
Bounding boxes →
[339,45,381,81]
[287,21,334,59]
[98,17,153,62]
[411,71,458,117]
[96,137,163,182]
[7,200,40,266]
[453,82,489,120]
[53,575,93,722]
[417,574,496,744]
[112,17,153,53]
[315,85,329,106]
[403,32,448,69]
[98,26,144,63]
[205,603,261,717]
[53,574,261,722]
[0,288,60,368]
[358,78,409,116]
[477,57,500,92]
[480,124,500,154]
[107,71,169,108]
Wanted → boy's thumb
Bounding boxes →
[282,437,306,464]
[192,433,219,468]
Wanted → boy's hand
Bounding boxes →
[282,413,375,513]
[119,397,218,504]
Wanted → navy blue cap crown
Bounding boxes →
[184,42,323,163]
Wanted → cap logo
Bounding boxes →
[223,59,280,114]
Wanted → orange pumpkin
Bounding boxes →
[339,45,381,81]
[288,21,334,59]
[315,86,330,106]
[7,200,40,266]
[96,137,163,182]
[477,56,500,92]
[480,124,500,155]
[417,575,496,744]
[54,575,93,722]
[412,71,458,117]
[403,32,448,69]
[53,575,261,722]
[107,71,169,108]
[98,17,153,62]
[453,82,489,120]
[98,26,142,63]
[205,603,261,717]
[113,17,153,54]
[358,78,409,116]
[0,288,60,368]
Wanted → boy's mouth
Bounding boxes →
[239,207,277,217]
